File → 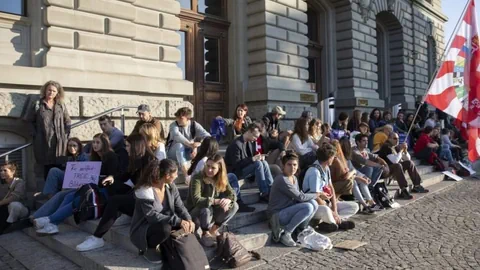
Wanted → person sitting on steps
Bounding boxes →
[377,132,429,200]
[188,137,254,213]
[0,162,29,234]
[166,107,211,185]
[225,124,274,203]
[130,159,195,264]
[302,143,358,233]
[351,134,389,187]
[216,104,253,139]
[267,152,318,247]
[186,154,239,247]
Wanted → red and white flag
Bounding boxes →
[425,0,480,161]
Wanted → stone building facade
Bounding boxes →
[0,0,446,189]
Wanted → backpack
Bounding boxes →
[216,232,261,268]
[166,120,197,148]
[210,118,226,142]
[72,184,106,224]
[369,181,394,208]
[161,230,210,270]
[298,163,324,192]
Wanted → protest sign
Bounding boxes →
[62,162,102,189]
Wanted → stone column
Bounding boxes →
[245,0,316,129]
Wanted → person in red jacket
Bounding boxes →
[413,126,445,171]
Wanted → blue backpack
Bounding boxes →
[210,118,226,142]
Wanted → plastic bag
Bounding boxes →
[296,227,333,251]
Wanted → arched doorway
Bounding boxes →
[306,0,335,122]
[376,11,404,108]
[178,0,230,127]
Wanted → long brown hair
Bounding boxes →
[136,159,178,189]
[308,118,322,138]
[126,133,156,174]
[331,140,347,168]
[351,110,361,128]
[203,154,228,193]
[90,133,113,161]
[188,137,219,176]
[40,80,65,102]
[67,137,83,157]
[293,117,309,143]
[339,137,352,160]
[233,104,248,120]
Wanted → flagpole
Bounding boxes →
[405,0,472,140]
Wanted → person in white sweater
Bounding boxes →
[291,117,318,170]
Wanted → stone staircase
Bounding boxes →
[16,154,448,270]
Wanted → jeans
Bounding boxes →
[314,201,359,224]
[278,200,318,233]
[227,173,242,200]
[352,180,373,204]
[167,143,193,168]
[33,189,76,225]
[43,168,65,196]
[358,166,383,187]
[190,202,239,231]
[241,160,274,195]
[439,148,454,163]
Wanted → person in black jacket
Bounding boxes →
[225,124,274,202]
[76,133,156,252]
[262,106,293,143]
[130,159,195,264]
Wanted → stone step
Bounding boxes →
[177,185,261,205]
[24,224,163,270]
[0,231,81,270]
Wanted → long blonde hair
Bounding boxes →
[308,118,322,138]
[40,80,65,102]
[140,123,162,150]
[203,154,228,193]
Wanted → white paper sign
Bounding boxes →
[442,171,463,181]
[62,162,102,189]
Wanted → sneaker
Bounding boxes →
[33,217,50,230]
[76,236,105,251]
[238,201,256,212]
[338,220,355,230]
[259,193,269,203]
[280,232,297,247]
[315,222,338,233]
[113,214,132,226]
[397,189,414,200]
[36,223,59,236]
[142,247,163,264]
[370,204,384,211]
[411,185,429,193]
[201,233,216,247]
[360,206,375,215]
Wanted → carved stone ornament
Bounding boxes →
[387,0,396,12]
[358,0,374,23]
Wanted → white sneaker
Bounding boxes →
[33,217,50,230]
[76,236,105,252]
[113,215,132,226]
[36,223,59,235]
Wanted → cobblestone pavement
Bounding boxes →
[259,180,480,270]
[0,246,26,270]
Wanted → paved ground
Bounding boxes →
[257,179,480,270]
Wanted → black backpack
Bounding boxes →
[161,230,210,270]
[72,184,106,224]
[369,181,394,208]
[216,232,261,268]
[166,120,197,148]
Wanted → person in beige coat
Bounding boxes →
[0,162,28,234]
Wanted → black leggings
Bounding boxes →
[93,193,135,238]
[146,222,173,248]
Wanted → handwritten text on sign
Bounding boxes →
[62,162,102,189]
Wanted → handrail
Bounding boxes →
[0,105,138,159]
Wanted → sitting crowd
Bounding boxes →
[0,80,468,267]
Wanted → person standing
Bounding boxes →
[25,80,71,179]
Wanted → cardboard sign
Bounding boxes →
[62,162,102,189]
[442,171,463,181]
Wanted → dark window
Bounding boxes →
[307,58,316,83]
[179,0,192,10]
[306,8,318,42]
[0,1,25,16]
[204,37,219,82]
[198,0,222,17]
[178,31,187,80]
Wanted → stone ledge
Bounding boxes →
[0,65,193,96]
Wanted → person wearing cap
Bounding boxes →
[132,104,163,136]
[262,106,293,148]
[167,107,211,183]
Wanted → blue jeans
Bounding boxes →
[241,160,274,195]
[43,168,65,196]
[278,200,318,233]
[227,173,241,200]
[33,189,76,225]
[439,148,454,163]
[167,143,193,167]
[359,166,383,187]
